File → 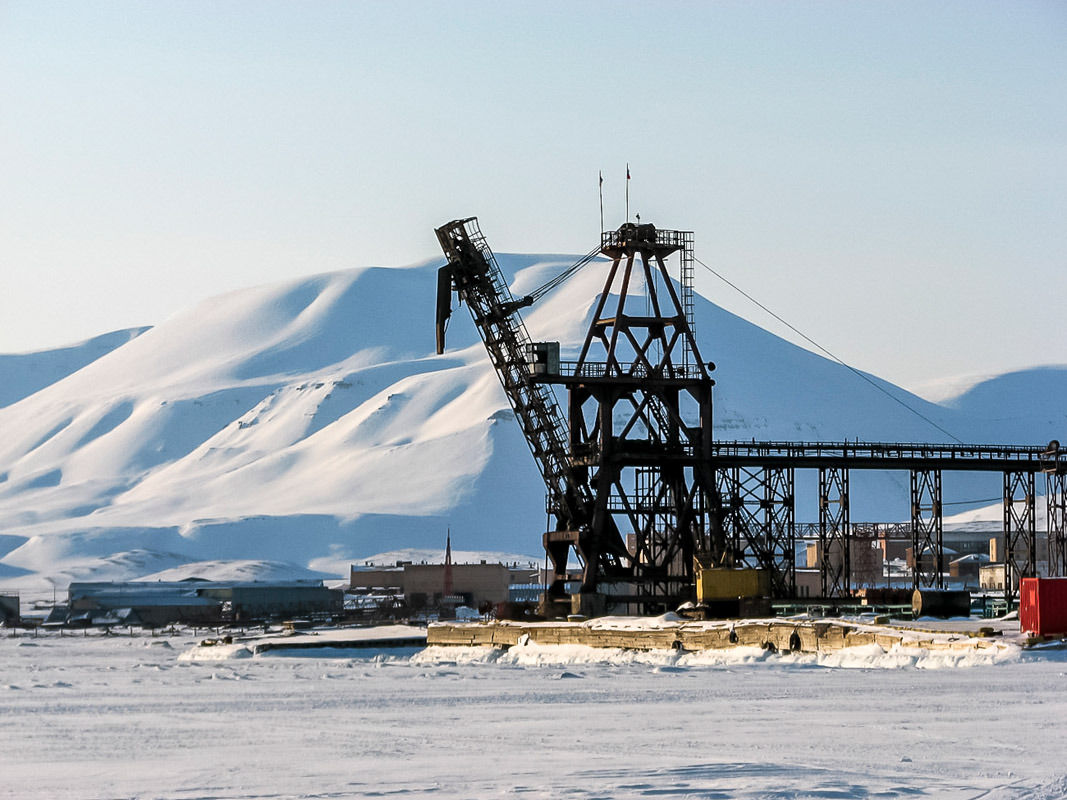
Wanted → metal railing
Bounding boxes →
[710,439,1053,469]
[556,360,707,380]
[600,226,692,252]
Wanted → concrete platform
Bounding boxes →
[427,615,1030,655]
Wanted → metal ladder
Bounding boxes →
[679,231,695,369]
[435,218,591,525]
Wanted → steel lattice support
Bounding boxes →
[715,466,741,564]
[850,525,881,589]
[818,467,850,598]
[910,469,943,590]
[1048,472,1067,578]
[722,466,761,570]
[435,218,594,611]
[719,466,795,597]
[764,467,796,598]
[1004,470,1036,605]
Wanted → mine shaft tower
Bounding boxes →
[544,223,723,615]
[436,219,725,616]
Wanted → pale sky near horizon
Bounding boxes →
[2,1,1064,391]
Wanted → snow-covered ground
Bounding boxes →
[2,630,1065,799]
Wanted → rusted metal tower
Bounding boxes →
[435,218,724,616]
[542,222,723,615]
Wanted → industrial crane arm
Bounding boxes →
[434,218,590,529]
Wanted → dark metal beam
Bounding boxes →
[718,466,795,597]
[709,440,1052,473]
[910,469,943,590]
[1004,471,1036,606]
[765,467,796,598]
[1048,472,1067,578]
[818,467,850,598]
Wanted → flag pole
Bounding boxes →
[625,163,630,222]
[598,170,604,236]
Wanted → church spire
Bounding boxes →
[443,528,454,597]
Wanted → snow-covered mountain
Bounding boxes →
[0,253,1063,596]
[353,549,542,569]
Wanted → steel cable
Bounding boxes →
[528,244,604,302]
[692,255,965,445]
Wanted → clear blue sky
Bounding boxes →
[2,1,1064,390]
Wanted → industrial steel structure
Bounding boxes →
[436,219,720,615]
[435,217,1067,614]
[711,439,1066,605]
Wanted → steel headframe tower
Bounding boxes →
[542,222,725,616]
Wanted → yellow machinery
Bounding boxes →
[694,562,770,603]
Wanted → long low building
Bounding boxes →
[56,579,342,627]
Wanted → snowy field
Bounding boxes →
[2,631,1066,800]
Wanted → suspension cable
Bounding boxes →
[943,497,1002,507]
[528,244,603,303]
[692,255,964,445]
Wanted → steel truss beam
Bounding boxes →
[435,219,594,610]
[818,467,850,598]
[910,469,943,590]
[1048,472,1067,578]
[710,440,1052,471]
[1004,470,1036,605]
[719,466,795,597]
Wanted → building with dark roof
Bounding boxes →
[57,579,341,627]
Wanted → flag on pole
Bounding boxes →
[626,165,630,180]
[598,170,604,234]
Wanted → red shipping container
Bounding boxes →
[1019,577,1067,636]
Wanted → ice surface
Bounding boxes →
[1,630,1064,799]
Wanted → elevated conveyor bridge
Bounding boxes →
[706,439,1067,605]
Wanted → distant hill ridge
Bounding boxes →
[0,327,150,409]
[353,549,542,569]
[0,255,1062,597]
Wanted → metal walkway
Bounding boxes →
[709,438,1066,605]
